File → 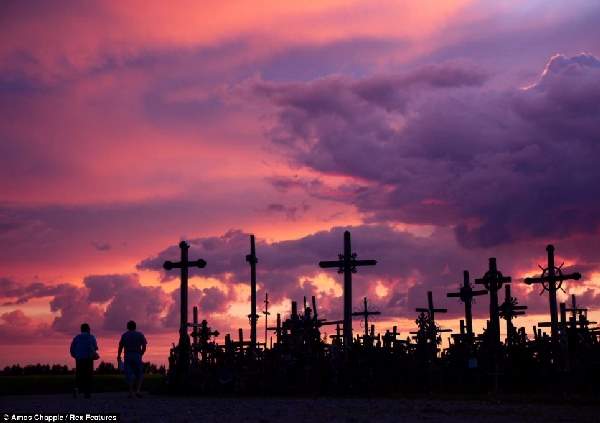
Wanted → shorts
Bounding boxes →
[123,353,144,383]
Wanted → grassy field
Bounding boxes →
[0,374,166,395]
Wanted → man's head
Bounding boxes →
[80,323,90,333]
[127,320,136,331]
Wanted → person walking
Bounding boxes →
[117,320,147,398]
[69,323,99,399]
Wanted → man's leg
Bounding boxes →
[75,360,82,398]
[83,359,93,398]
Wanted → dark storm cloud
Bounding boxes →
[255,54,600,248]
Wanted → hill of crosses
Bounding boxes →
[161,230,596,395]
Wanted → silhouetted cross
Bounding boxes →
[319,230,377,348]
[163,241,207,375]
[499,284,527,345]
[524,245,581,344]
[352,297,381,337]
[246,235,259,351]
[475,257,511,345]
[447,271,487,338]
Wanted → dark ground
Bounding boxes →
[1,393,600,423]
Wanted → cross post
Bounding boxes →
[319,230,377,348]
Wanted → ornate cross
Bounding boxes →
[524,245,582,344]
[475,257,511,345]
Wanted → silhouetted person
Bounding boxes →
[118,320,147,398]
[70,323,98,399]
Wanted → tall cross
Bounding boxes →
[498,284,527,345]
[447,271,487,337]
[475,257,511,345]
[163,241,207,375]
[524,245,582,344]
[319,230,377,348]
[246,235,259,351]
[262,292,270,347]
[352,297,381,337]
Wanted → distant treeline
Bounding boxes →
[1,362,166,376]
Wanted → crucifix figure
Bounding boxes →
[475,257,511,345]
[524,245,582,344]
[163,241,207,375]
[498,284,527,346]
[352,297,381,338]
[447,271,487,338]
[319,230,377,348]
[262,292,270,347]
[246,235,259,351]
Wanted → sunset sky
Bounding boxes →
[2,0,600,366]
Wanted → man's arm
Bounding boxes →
[117,336,123,359]
[70,337,76,359]
[140,334,147,356]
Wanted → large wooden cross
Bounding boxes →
[163,241,207,374]
[475,257,511,345]
[319,230,377,348]
[524,245,582,344]
[246,235,259,351]
[447,271,487,338]
[352,297,381,337]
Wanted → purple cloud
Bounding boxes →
[255,55,600,248]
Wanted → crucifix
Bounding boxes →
[319,230,377,348]
[447,271,487,338]
[498,284,527,346]
[524,245,582,344]
[163,241,207,374]
[262,292,270,347]
[475,257,511,345]
[246,234,259,351]
[352,297,381,338]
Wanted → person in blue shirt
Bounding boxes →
[69,323,98,398]
[118,320,147,398]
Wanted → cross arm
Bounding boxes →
[163,258,207,270]
[319,260,342,269]
[447,292,461,298]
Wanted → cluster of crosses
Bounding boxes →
[162,231,597,391]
